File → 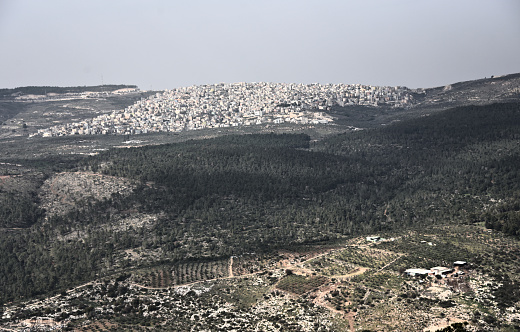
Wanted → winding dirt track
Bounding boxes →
[228,256,234,278]
[123,246,375,332]
[19,242,392,332]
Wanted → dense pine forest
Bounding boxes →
[0,102,519,305]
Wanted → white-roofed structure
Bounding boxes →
[404,268,431,277]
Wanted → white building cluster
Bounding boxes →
[14,88,139,102]
[37,82,413,137]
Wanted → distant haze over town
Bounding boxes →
[1,1,519,90]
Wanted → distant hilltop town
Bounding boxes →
[36,82,414,137]
[0,85,139,101]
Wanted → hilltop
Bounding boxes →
[0,85,139,100]
[413,73,520,110]
[0,74,518,144]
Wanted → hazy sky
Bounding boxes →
[1,0,519,90]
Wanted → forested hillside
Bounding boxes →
[317,102,520,229]
[0,102,519,305]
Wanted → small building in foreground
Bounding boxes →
[404,268,431,277]
[453,261,467,267]
[430,266,452,277]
